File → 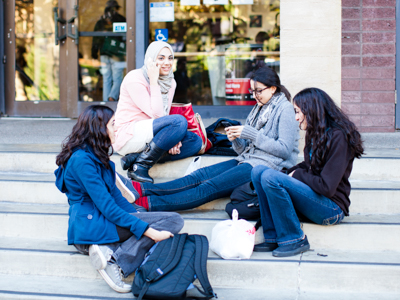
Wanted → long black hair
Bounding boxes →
[293,88,364,173]
[56,105,115,169]
[250,66,291,101]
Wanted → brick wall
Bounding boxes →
[342,0,396,132]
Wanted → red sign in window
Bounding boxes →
[225,78,256,105]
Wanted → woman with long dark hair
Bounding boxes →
[55,105,183,293]
[128,66,299,212]
[252,87,364,257]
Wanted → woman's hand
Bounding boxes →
[144,228,174,243]
[225,126,244,141]
[147,58,160,86]
[169,141,182,155]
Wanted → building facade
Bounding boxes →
[0,0,399,132]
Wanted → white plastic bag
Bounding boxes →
[184,156,202,176]
[210,209,256,259]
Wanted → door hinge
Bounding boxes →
[395,90,397,105]
[2,55,6,64]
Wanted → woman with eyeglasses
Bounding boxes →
[124,66,300,213]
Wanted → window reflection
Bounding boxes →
[15,0,60,101]
[149,0,280,106]
[78,0,127,102]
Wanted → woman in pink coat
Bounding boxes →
[114,41,202,183]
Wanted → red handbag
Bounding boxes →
[170,103,212,154]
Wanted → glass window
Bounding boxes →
[149,0,280,105]
[15,0,60,101]
[78,0,126,102]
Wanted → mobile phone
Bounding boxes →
[220,121,231,128]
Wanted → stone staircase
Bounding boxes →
[0,144,400,299]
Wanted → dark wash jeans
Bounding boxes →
[142,159,253,211]
[251,166,344,246]
[152,115,202,161]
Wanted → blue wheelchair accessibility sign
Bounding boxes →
[155,29,168,42]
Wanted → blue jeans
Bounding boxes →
[251,166,344,246]
[153,115,202,161]
[100,55,126,101]
[142,159,253,211]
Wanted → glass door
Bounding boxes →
[78,0,126,103]
[76,0,134,116]
[4,0,134,117]
[4,0,61,116]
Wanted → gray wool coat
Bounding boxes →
[233,92,299,170]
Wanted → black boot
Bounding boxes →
[121,153,140,170]
[127,141,166,183]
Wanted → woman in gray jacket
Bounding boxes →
[128,66,299,212]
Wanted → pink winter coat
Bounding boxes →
[113,69,176,151]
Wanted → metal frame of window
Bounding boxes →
[0,0,5,115]
[135,0,149,68]
[396,0,400,129]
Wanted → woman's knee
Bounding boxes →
[251,165,270,183]
[169,213,185,233]
[170,114,187,130]
[260,168,282,187]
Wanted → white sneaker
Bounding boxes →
[89,245,113,270]
[98,262,132,293]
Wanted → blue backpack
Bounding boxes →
[132,233,216,300]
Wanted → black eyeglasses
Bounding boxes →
[248,87,269,95]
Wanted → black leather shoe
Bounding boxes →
[272,236,310,257]
[121,153,140,171]
[127,141,166,183]
[253,242,278,252]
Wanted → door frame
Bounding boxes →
[0,0,5,115]
[3,0,136,118]
[396,0,400,129]
[4,0,62,117]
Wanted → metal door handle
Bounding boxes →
[53,7,66,45]
[67,5,79,45]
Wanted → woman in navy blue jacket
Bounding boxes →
[252,88,364,257]
[55,105,184,293]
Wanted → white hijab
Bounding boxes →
[141,41,174,115]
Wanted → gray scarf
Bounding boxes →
[247,92,287,130]
[141,41,174,115]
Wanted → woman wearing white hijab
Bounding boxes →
[114,41,202,184]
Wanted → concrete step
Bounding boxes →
[1,145,400,181]
[1,203,400,252]
[0,275,398,300]
[0,274,295,300]
[0,238,399,297]
[1,176,399,215]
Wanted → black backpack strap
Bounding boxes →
[137,281,150,300]
[254,218,262,231]
[193,235,217,299]
[147,233,188,282]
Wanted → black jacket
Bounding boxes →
[287,129,354,216]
